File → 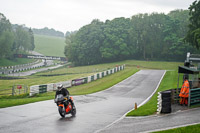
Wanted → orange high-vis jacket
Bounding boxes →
[179,80,190,98]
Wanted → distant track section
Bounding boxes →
[14,54,67,61]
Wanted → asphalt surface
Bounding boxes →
[4,51,63,76]
[100,107,200,133]
[7,63,63,76]
[0,70,165,133]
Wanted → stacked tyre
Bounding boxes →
[161,91,171,113]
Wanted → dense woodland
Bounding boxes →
[65,9,200,66]
[0,13,35,59]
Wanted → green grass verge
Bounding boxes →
[69,67,138,95]
[0,67,138,108]
[127,70,183,116]
[34,34,66,57]
[153,123,200,133]
[0,58,35,67]
[0,62,124,91]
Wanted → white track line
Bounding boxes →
[140,122,200,133]
[95,70,166,133]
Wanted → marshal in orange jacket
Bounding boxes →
[179,80,190,98]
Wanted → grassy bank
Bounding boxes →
[0,60,181,91]
[0,62,125,91]
[153,123,200,133]
[0,58,35,67]
[69,67,138,95]
[34,34,66,57]
[127,70,182,116]
[0,67,138,108]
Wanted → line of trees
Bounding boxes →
[0,13,34,59]
[185,0,200,49]
[64,9,200,66]
[33,27,64,38]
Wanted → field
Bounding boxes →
[34,34,66,57]
[0,34,65,67]
[0,58,35,67]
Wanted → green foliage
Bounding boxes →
[14,26,32,52]
[154,124,200,133]
[0,13,14,59]
[29,28,35,51]
[185,0,200,49]
[65,10,199,65]
[0,13,35,59]
[0,31,14,58]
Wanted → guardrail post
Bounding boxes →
[188,88,191,107]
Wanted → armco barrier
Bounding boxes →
[39,85,47,94]
[189,88,200,106]
[30,85,40,96]
[30,65,125,96]
[30,81,72,96]
[72,78,87,86]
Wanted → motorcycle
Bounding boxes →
[55,94,76,117]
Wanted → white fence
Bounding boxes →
[29,64,125,96]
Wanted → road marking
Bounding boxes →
[138,70,166,108]
[95,70,166,133]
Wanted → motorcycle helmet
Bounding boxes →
[57,84,63,91]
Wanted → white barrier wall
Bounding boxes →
[47,83,55,92]
[88,76,92,83]
[94,74,97,80]
[99,72,102,79]
[55,81,71,88]
[30,85,40,96]
[30,65,125,96]
[104,71,107,76]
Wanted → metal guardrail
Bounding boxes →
[189,88,200,106]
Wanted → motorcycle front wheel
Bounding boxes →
[71,105,76,117]
[58,106,66,118]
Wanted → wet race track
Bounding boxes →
[0,70,165,133]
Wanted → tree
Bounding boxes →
[0,13,14,59]
[185,0,200,49]
[29,28,35,51]
[0,31,14,58]
[65,19,105,65]
[64,10,199,65]
[14,25,32,53]
[101,17,131,61]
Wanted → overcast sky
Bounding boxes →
[0,0,193,33]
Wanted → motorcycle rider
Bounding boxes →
[55,84,74,108]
